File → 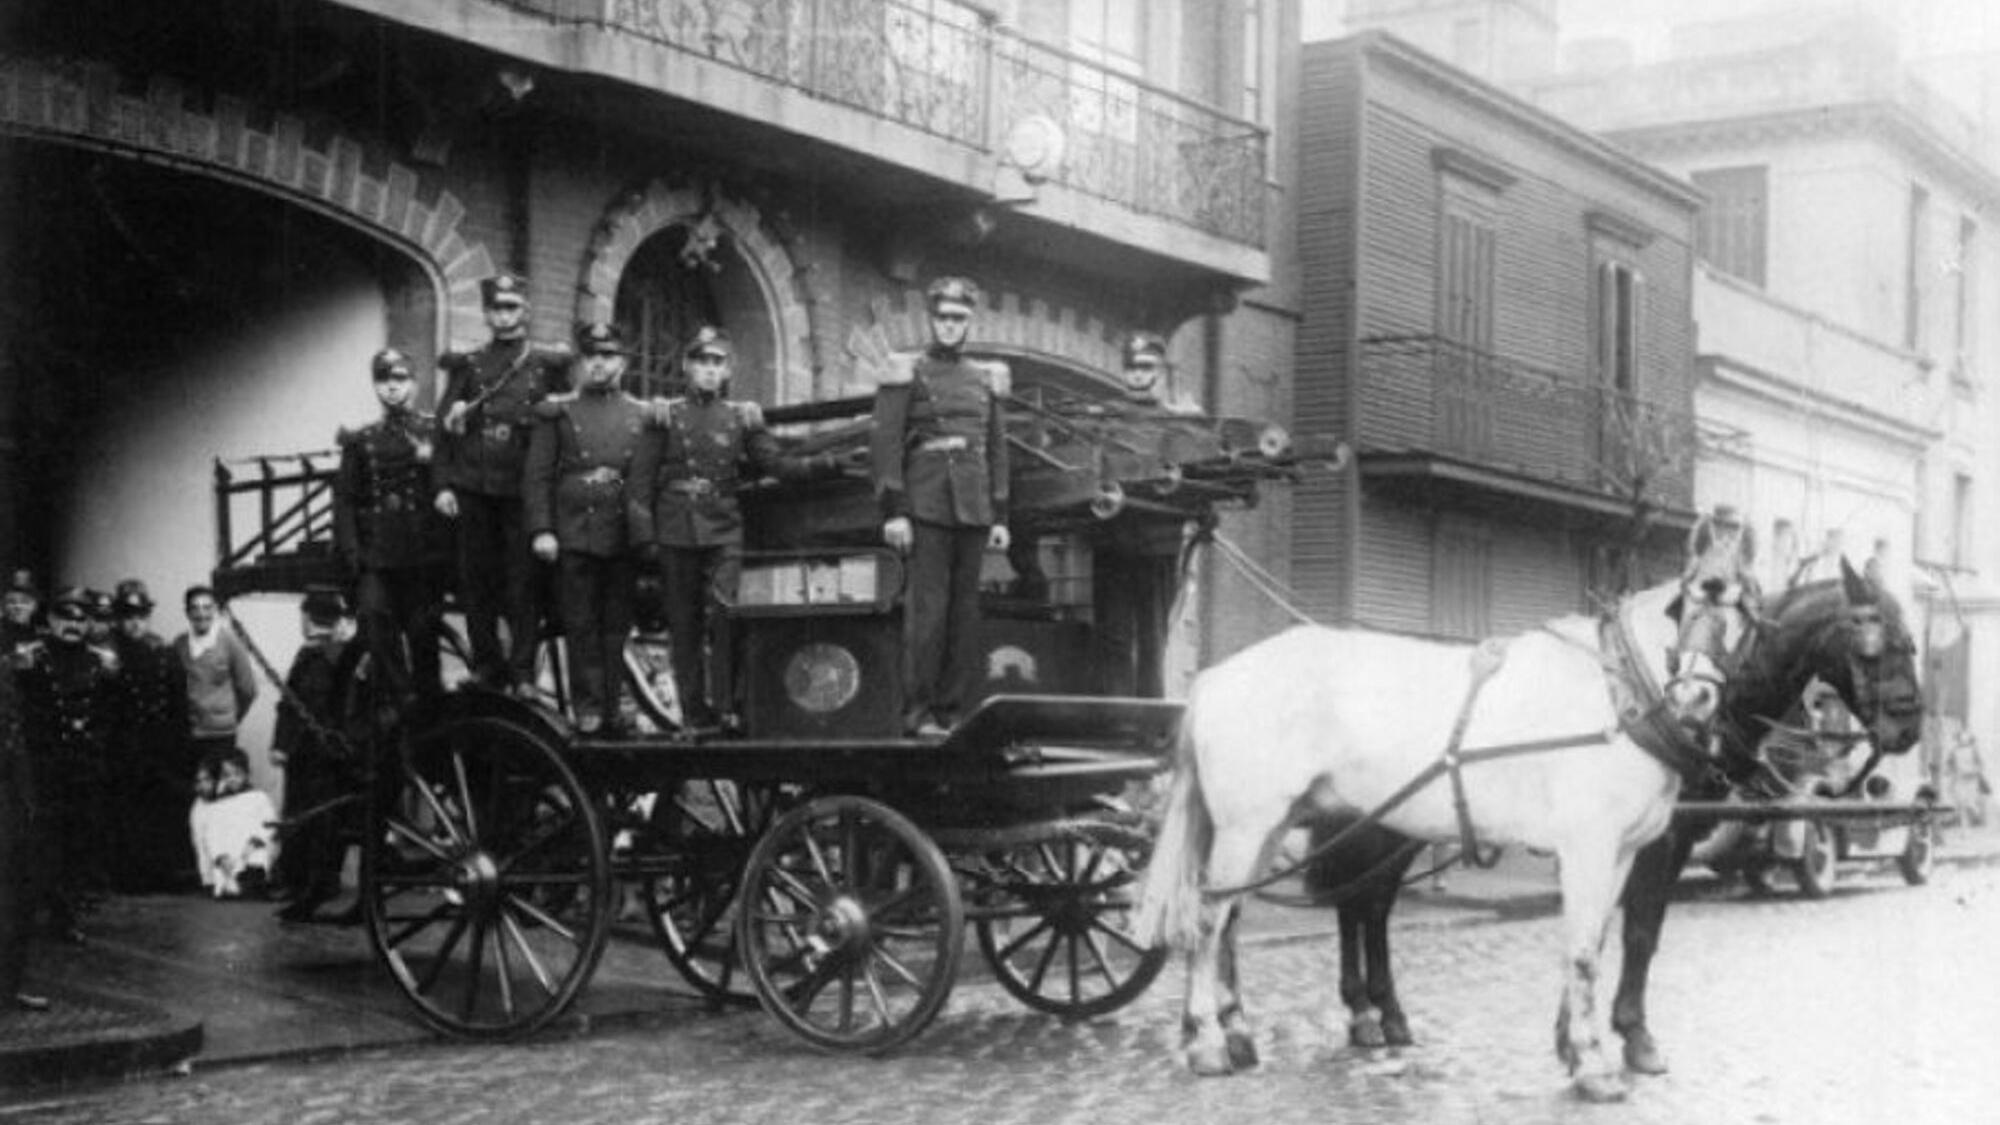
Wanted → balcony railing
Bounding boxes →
[498,0,1266,246]
[1360,335,1696,502]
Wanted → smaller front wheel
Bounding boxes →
[1793,821,1837,899]
[736,796,963,1054]
[1897,818,1936,886]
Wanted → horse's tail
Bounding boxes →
[1132,686,1212,951]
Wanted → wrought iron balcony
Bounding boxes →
[495,0,1266,247]
[1358,335,1696,503]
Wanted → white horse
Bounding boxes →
[1133,579,1706,1103]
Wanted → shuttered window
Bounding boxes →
[1689,166,1767,286]
[1438,204,1496,350]
[1430,517,1492,640]
[1594,259,1642,395]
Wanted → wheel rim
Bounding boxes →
[365,717,610,1038]
[971,822,1166,1019]
[736,796,963,1053]
[1899,821,1935,884]
[641,780,783,1002]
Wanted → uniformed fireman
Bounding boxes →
[2,569,42,670]
[433,273,572,692]
[869,277,1012,736]
[628,325,845,734]
[108,579,192,892]
[526,323,650,735]
[17,586,120,941]
[336,347,449,707]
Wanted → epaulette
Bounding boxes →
[730,400,766,429]
[880,353,918,386]
[438,350,472,373]
[535,340,576,362]
[335,424,362,446]
[646,396,685,426]
[973,358,1012,396]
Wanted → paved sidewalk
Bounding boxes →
[4,810,1994,1094]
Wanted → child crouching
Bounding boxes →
[190,747,279,899]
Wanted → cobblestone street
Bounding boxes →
[6,863,1995,1125]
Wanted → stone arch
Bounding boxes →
[0,56,497,353]
[576,180,817,404]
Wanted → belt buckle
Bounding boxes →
[486,422,512,442]
[583,467,619,486]
[690,477,714,496]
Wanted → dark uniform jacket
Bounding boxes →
[111,631,186,744]
[335,410,449,571]
[870,351,1010,528]
[629,396,827,549]
[273,638,355,767]
[19,639,118,767]
[1,620,40,671]
[435,338,572,498]
[524,389,650,558]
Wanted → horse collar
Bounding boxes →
[1599,609,1716,787]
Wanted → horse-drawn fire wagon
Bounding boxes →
[209,369,1317,1050]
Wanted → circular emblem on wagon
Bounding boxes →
[783,642,862,713]
[987,644,1038,685]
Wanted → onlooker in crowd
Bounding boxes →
[83,588,119,669]
[869,278,1011,736]
[174,585,258,762]
[2,569,42,668]
[335,347,448,713]
[16,587,119,942]
[272,588,361,922]
[526,323,648,735]
[189,746,277,899]
[434,273,572,693]
[628,325,847,734]
[1,659,52,1011]
[108,580,193,893]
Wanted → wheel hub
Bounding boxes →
[811,895,870,954]
[452,851,502,908]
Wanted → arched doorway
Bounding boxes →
[613,222,779,403]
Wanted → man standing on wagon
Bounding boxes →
[433,273,572,694]
[525,323,650,736]
[628,326,845,736]
[870,277,1011,737]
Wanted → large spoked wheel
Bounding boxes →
[736,795,963,1054]
[641,780,787,1004]
[971,819,1167,1020]
[1793,820,1838,899]
[364,716,611,1039]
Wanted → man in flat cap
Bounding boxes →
[629,325,847,734]
[336,347,449,712]
[870,277,1011,736]
[525,323,650,735]
[434,273,572,693]
[16,586,119,940]
[108,580,193,892]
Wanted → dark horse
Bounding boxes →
[1300,559,1925,1068]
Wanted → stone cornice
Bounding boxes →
[1700,353,1938,449]
[1609,102,2000,208]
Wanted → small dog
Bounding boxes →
[190,748,279,899]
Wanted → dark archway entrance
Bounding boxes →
[613,225,778,403]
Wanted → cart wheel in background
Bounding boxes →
[1897,818,1936,886]
[1741,863,1778,897]
[642,780,787,1004]
[364,716,611,1038]
[736,795,963,1054]
[1793,821,1837,899]
[971,819,1167,1020]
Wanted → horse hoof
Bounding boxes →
[1623,1031,1669,1076]
[1574,1072,1631,1104]
[1226,1031,1260,1071]
[1381,1015,1414,1048]
[1349,1012,1387,1049]
[1187,1042,1237,1077]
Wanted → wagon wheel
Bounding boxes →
[1897,818,1936,886]
[641,780,788,1004]
[736,795,963,1054]
[970,819,1167,1020]
[1793,820,1838,899]
[363,716,611,1039]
